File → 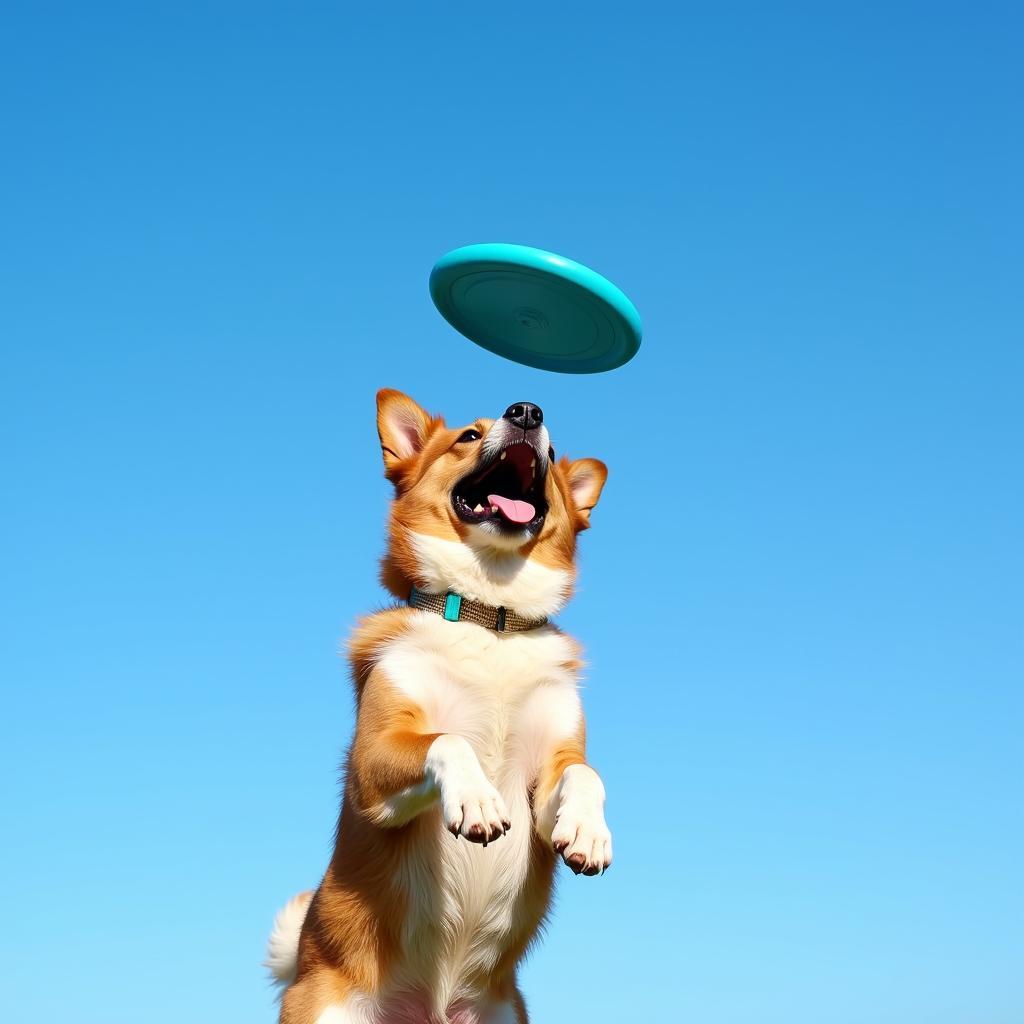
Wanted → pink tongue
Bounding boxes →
[488,493,536,524]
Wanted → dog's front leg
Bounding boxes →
[534,737,613,876]
[423,733,512,843]
[351,666,511,843]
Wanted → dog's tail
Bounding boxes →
[265,890,313,986]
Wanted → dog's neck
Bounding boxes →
[402,532,574,620]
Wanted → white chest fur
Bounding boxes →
[377,613,582,778]
[374,613,582,1010]
[408,531,573,621]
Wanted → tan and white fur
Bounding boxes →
[267,391,611,1024]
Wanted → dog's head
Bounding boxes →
[375,389,607,618]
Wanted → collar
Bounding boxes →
[409,587,548,633]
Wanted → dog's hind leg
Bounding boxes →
[479,991,529,1024]
[495,995,529,1024]
[279,972,373,1024]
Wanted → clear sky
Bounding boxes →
[2,4,1021,1023]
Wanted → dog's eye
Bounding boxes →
[548,446,555,461]
[457,429,482,443]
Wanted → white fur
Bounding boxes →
[409,531,572,619]
[375,614,583,758]
[428,734,511,839]
[315,1006,355,1024]
[544,763,612,875]
[315,994,514,1024]
[314,997,378,1024]
[370,611,587,1013]
[265,890,313,985]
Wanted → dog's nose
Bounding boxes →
[502,402,544,430]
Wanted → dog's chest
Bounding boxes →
[379,614,582,777]
[377,615,581,1007]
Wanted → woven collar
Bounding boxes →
[409,587,548,633]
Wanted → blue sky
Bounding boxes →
[2,4,1022,1022]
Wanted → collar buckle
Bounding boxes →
[443,592,462,622]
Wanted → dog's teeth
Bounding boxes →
[500,451,507,460]
[491,505,498,513]
[531,459,536,468]
[474,504,484,513]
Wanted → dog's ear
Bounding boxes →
[564,458,608,529]
[376,389,432,476]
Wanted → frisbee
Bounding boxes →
[429,243,642,373]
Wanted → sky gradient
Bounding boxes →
[2,4,1022,1023]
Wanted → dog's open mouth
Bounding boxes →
[452,441,548,533]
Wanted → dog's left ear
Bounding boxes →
[564,458,608,529]
[377,389,432,478]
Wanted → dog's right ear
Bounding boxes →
[376,389,432,478]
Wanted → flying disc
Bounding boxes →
[429,243,642,374]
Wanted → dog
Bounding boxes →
[267,389,612,1024]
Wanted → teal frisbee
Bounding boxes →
[429,243,642,374]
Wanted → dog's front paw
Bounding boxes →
[442,777,511,845]
[426,734,511,845]
[552,806,612,876]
